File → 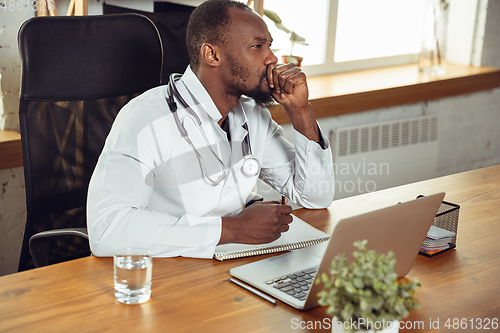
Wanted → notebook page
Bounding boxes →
[214,214,329,258]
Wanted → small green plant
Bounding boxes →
[316,240,421,332]
[263,9,308,56]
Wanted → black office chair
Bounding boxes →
[17,14,163,271]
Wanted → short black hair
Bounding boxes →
[186,0,250,73]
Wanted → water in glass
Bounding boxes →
[114,251,152,304]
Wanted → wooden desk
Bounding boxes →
[1,165,499,332]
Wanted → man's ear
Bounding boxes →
[201,43,221,67]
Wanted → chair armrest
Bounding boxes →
[29,228,89,268]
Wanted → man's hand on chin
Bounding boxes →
[266,63,320,143]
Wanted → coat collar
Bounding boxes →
[179,66,222,123]
[179,66,249,140]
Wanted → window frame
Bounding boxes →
[302,0,423,76]
[255,0,480,77]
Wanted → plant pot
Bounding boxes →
[281,55,303,67]
[331,318,400,333]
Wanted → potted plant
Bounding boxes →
[263,9,308,66]
[316,240,421,333]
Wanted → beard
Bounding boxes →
[228,56,277,109]
[244,79,277,109]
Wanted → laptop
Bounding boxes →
[230,192,445,310]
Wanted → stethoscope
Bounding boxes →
[166,74,261,186]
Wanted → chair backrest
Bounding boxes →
[17,14,163,271]
[103,2,194,82]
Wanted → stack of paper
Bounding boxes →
[420,225,457,255]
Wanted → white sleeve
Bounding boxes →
[259,119,335,209]
[86,101,222,259]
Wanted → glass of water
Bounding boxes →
[114,248,152,304]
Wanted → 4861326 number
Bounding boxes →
[0,0,55,12]
[444,318,498,330]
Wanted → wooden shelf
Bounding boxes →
[0,130,22,170]
[270,63,500,124]
[1,63,499,170]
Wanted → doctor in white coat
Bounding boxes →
[87,0,334,258]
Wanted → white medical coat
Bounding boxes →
[87,66,334,258]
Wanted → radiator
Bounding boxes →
[331,115,439,200]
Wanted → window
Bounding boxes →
[334,0,425,62]
[261,0,427,76]
[262,0,330,66]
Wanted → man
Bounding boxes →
[87,0,334,258]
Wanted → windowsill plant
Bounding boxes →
[263,9,308,67]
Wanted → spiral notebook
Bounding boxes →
[213,215,329,261]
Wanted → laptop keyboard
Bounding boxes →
[265,266,318,301]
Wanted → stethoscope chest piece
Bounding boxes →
[242,157,261,177]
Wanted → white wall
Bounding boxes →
[0,8,32,131]
[0,0,499,276]
[0,3,33,276]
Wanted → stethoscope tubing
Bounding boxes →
[165,74,260,185]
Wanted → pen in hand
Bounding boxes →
[281,195,285,205]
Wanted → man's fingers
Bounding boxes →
[232,200,293,244]
[280,208,293,221]
[267,63,277,89]
[285,72,306,95]
[278,68,304,94]
[269,63,295,94]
